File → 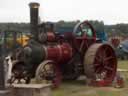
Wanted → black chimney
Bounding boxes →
[29,2,40,40]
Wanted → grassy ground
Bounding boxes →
[53,60,128,96]
[118,60,128,86]
[118,60,128,69]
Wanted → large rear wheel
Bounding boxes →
[84,43,117,86]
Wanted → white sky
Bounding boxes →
[0,0,128,24]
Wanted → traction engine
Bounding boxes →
[9,2,117,87]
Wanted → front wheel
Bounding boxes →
[35,60,62,88]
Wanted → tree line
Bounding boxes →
[0,20,128,37]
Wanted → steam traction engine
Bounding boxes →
[10,2,117,87]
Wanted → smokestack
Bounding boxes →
[29,2,40,40]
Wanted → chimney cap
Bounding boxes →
[29,2,40,8]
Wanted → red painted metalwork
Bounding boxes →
[51,62,62,88]
[22,2,116,87]
[84,44,117,86]
[73,21,96,54]
[46,43,72,63]
[110,37,120,48]
[46,32,56,42]
[10,19,117,87]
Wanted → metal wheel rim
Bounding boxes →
[35,60,62,88]
[84,43,117,85]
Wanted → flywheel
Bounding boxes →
[84,43,117,86]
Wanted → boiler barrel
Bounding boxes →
[45,43,72,63]
[24,42,72,64]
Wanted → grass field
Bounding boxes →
[53,60,128,96]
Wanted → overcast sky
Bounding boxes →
[0,0,128,24]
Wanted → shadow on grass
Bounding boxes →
[62,80,86,85]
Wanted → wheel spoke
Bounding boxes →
[104,56,115,61]
[43,64,48,72]
[85,40,89,48]
[97,50,104,61]
[94,63,100,67]
[39,71,45,78]
[95,67,102,73]
[9,76,16,84]
[100,71,107,78]
[79,40,85,52]
[104,66,113,71]
[104,47,108,53]
[96,72,106,80]
[80,24,84,31]
[102,46,108,57]
[95,56,102,62]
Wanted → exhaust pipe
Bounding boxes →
[29,2,40,41]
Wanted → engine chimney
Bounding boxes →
[29,2,40,40]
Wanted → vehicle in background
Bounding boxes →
[0,31,29,54]
[96,31,108,43]
[116,40,128,60]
